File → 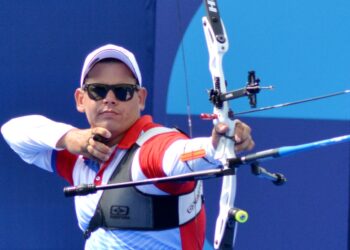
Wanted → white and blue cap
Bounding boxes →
[80,44,142,87]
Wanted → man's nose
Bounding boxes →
[103,90,117,104]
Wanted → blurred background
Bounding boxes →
[0,0,349,249]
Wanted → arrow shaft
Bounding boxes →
[236,89,350,115]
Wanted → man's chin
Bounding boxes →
[93,120,115,129]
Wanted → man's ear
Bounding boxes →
[75,88,85,113]
[138,87,147,111]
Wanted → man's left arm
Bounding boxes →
[145,120,254,177]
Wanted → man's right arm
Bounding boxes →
[56,127,113,163]
[1,115,75,171]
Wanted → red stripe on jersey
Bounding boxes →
[180,205,206,250]
[56,150,78,185]
[139,131,195,195]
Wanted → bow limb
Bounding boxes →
[202,1,238,249]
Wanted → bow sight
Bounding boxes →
[211,71,272,108]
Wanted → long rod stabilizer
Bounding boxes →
[64,134,350,197]
[230,134,350,165]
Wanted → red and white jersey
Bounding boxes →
[1,115,221,250]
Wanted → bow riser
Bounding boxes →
[202,16,236,162]
[202,2,238,248]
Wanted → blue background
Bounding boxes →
[0,0,349,249]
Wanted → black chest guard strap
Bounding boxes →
[84,127,203,239]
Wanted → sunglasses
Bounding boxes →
[83,83,139,102]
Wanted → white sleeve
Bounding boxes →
[162,137,222,176]
[1,115,75,171]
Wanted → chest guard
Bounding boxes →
[85,127,203,238]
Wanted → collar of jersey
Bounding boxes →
[117,115,161,149]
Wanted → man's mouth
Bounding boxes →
[99,110,120,117]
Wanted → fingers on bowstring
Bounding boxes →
[91,127,112,140]
[86,134,113,162]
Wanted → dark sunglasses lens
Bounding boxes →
[85,84,138,101]
[87,85,108,100]
[113,86,135,101]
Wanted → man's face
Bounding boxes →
[75,61,147,142]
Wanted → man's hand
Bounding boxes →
[56,127,113,162]
[212,120,254,152]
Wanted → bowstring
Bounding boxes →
[175,1,201,248]
[175,0,193,138]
